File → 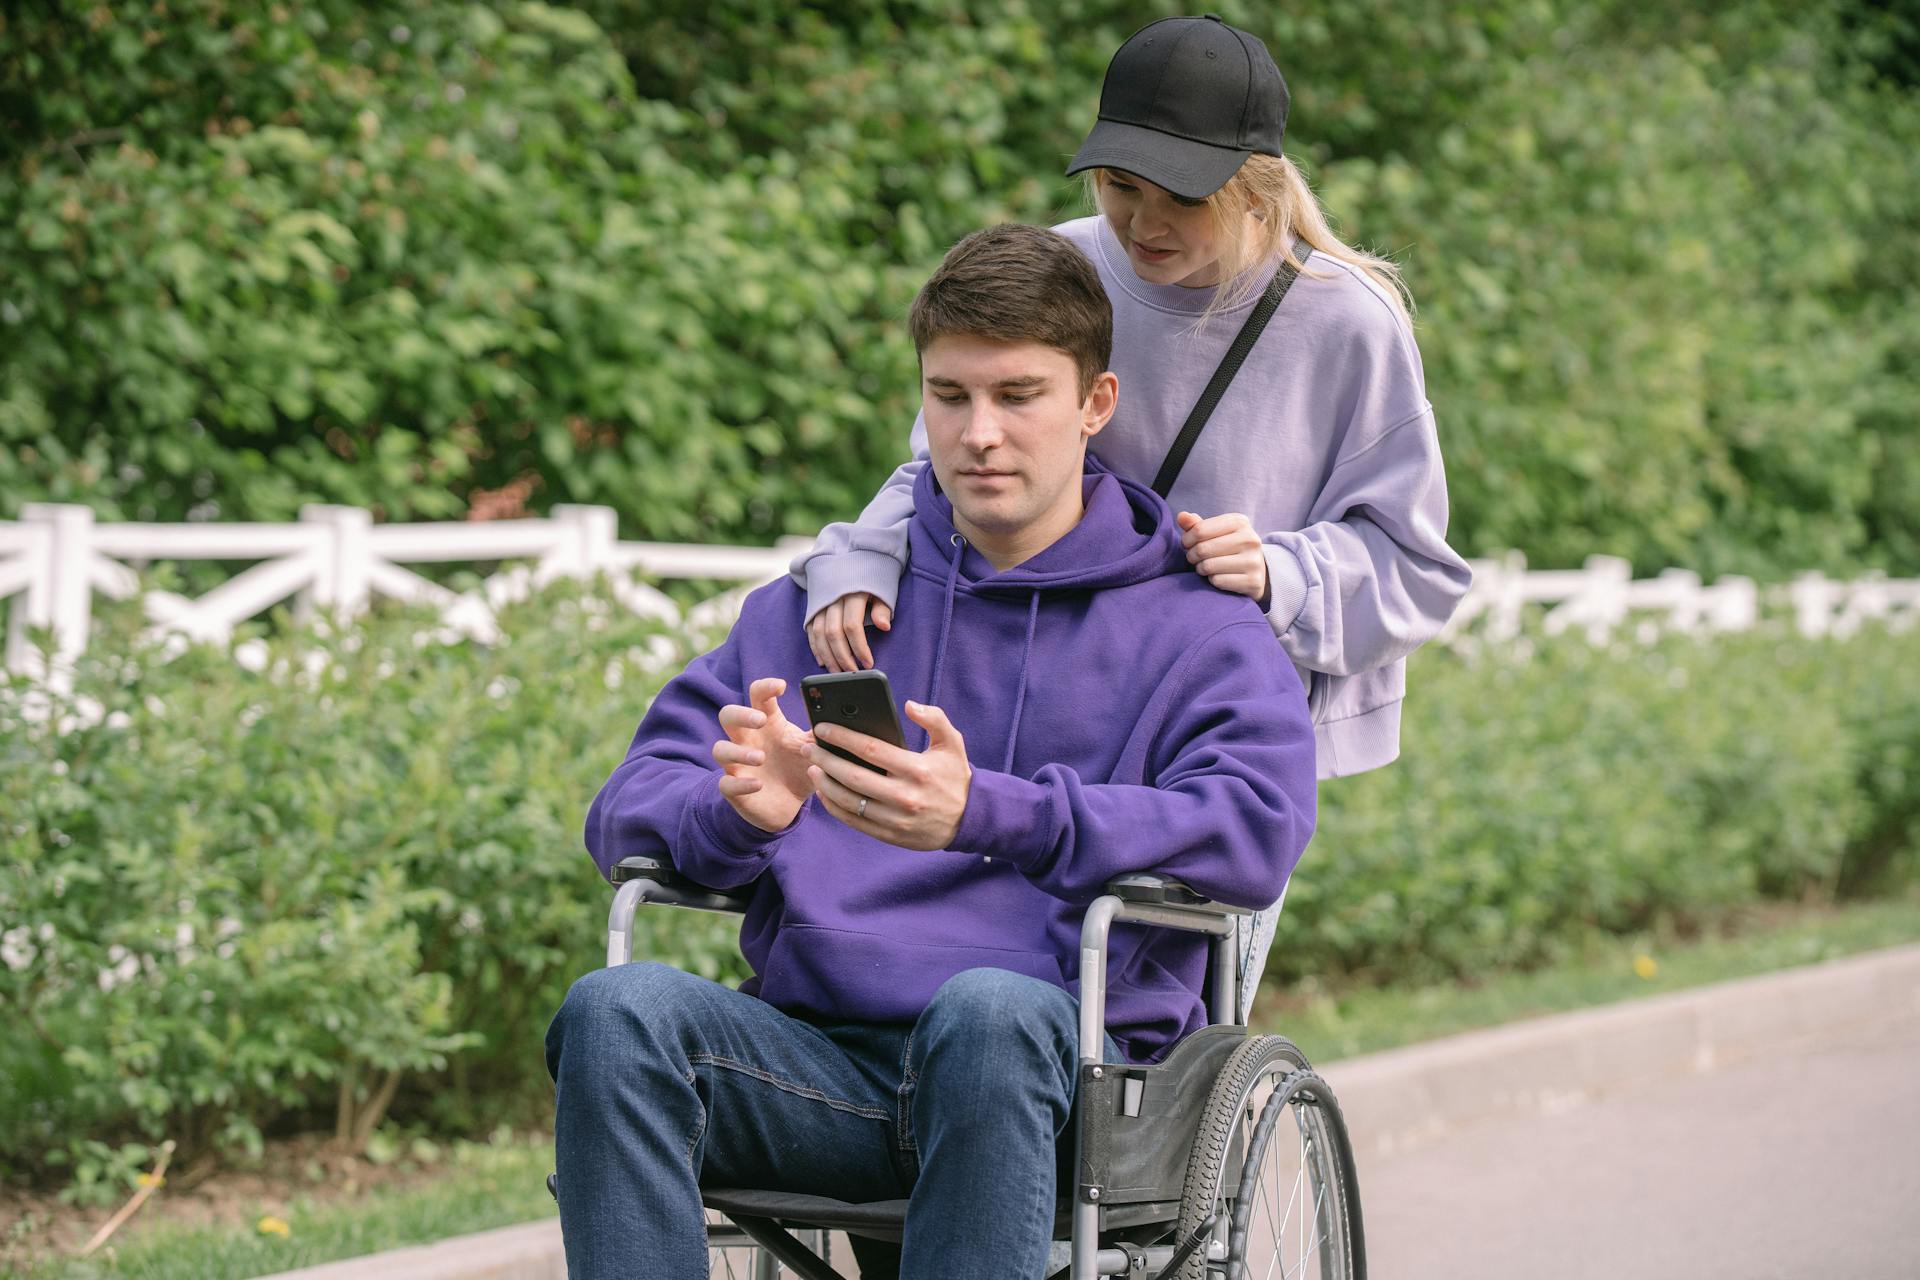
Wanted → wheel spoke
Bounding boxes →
[1252,1071,1303,1280]
[1291,1110,1311,1277]
[1203,1039,1357,1280]
[1286,1104,1308,1237]
[1286,1098,1309,1279]
[1291,1121,1334,1279]
[1245,1079,1338,1280]
[1256,1125,1284,1280]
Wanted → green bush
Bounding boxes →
[0,1,928,537]
[0,587,744,1197]
[4,1,1918,572]
[3,591,1917,1195]
[1280,625,1920,985]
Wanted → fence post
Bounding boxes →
[6,504,95,687]
[1488,550,1528,642]
[1543,554,1631,642]
[298,504,373,624]
[1789,572,1836,638]
[1705,576,1757,633]
[546,504,620,584]
[1656,567,1702,634]
[3,520,49,679]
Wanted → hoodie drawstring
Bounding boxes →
[928,534,1043,771]
[923,534,966,750]
[1000,589,1041,773]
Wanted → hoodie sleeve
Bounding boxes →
[1259,403,1475,677]
[584,597,800,889]
[947,619,1316,908]
[786,413,931,624]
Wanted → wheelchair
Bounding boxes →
[551,854,1367,1280]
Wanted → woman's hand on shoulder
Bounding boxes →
[1177,511,1270,607]
[806,592,894,672]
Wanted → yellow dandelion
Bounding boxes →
[1632,953,1658,980]
[257,1216,292,1238]
[136,1172,164,1189]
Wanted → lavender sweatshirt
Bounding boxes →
[588,459,1317,1064]
[791,216,1473,778]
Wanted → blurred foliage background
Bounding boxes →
[4,0,1919,571]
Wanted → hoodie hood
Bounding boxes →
[907,452,1189,595]
[904,455,1190,768]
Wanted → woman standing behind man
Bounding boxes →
[795,14,1471,787]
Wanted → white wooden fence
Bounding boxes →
[2,502,1917,691]
[1440,552,1919,647]
[0,502,812,691]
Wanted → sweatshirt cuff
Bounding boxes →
[949,769,1053,870]
[1261,542,1311,633]
[690,770,797,859]
[804,549,906,625]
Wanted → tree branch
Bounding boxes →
[350,1068,404,1150]
[78,1139,175,1256]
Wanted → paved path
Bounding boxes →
[258,951,1920,1280]
[1358,1015,1920,1279]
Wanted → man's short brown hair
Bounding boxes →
[907,224,1113,397]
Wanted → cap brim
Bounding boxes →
[1065,119,1249,200]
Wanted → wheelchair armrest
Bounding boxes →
[1104,873,1251,917]
[611,856,752,915]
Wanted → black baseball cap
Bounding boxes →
[1066,15,1289,200]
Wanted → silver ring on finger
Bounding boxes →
[857,796,869,819]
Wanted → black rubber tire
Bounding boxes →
[1172,1034,1359,1280]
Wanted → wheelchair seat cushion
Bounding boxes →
[702,1188,911,1235]
[700,1187,1078,1243]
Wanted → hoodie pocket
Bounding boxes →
[759,923,1069,1023]
[1306,669,1334,725]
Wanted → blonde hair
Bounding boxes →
[1086,154,1413,330]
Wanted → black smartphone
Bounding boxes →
[800,670,908,774]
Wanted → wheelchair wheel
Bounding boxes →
[1171,1034,1363,1280]
[706,1236,766,1279]
[707,1226,833,1279]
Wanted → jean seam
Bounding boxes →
[688,1052,891,1121]
[685,1112,705,1175]
[895,1029,918,1156]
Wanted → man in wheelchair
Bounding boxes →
[547,223,1318,1279]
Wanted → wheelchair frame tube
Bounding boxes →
[606,878,750,967]
[1073,894,1238,1280]
[607,879,649,968]
[1212,927,1237,1029]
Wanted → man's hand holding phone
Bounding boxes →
[713,677,816,833]
[807,701,973,851]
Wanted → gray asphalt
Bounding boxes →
[1357,1016,1920,1279]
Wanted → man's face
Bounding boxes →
[921,334,1113,545]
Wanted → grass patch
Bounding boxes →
[1258,893,1920,1063]
[3,1133,555,1280]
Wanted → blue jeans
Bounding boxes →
[545,962,1120,1279]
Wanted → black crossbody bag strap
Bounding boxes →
[1150,247,1312,499]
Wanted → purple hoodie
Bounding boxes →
[586,459,1317,1064]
